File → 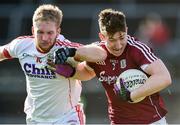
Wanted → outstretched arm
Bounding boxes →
[72,61,96,81]
[74,44,107,62]
[131,59,172,101]
[54,44,107,64]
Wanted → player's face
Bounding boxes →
[32,20,60,53]
[100,31,127,56]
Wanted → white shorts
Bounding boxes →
[150,117,167,125]
[26,103,85,125]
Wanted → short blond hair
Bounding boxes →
[33,4,63,27]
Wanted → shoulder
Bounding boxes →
[12,35,34,45]
[127,35,158,62]
[56,34,65,41]
[9,35,34,51]
[55,34,82,48]
[127,35,153,54]
[4,35,34,58]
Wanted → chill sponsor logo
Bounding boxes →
[98,71,118,84]
[23,63,56,79]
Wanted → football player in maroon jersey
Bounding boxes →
[54,9,172,124]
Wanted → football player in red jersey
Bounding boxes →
[54,8,172,124]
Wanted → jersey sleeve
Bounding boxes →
[130,42,158,67]
[127,36,158,68]
[3,38,23,59]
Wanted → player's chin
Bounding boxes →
[112,50,123,56]
[40,46,52,53]
[42,43,54,50]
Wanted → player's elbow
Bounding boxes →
[98,49,107,61]
[162,72,172,87]
[102,50,107,60]
[165,74,172,86]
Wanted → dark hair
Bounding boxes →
[98,9,127,36]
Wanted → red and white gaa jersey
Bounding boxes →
[3,34,83,122]
[88,35,167,124]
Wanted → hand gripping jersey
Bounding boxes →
[3,35,84,123]
[88,35,167,124]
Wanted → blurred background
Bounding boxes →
[0,0,180,124]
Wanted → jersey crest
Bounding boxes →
[35,56,42,63]
[120,59,126,69]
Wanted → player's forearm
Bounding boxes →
[72,62,96,81]
[131,59,172,101]
[131,74,171,101]
[74,45,107,62]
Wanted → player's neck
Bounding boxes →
[36,46,52,54]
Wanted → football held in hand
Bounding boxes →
[116,69,148,103]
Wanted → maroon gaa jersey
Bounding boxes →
[87,35,167,124]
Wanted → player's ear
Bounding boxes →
[57,27,61,34]
[32,26,34,35]
[126,26,128,33]
[99,32,106,41]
